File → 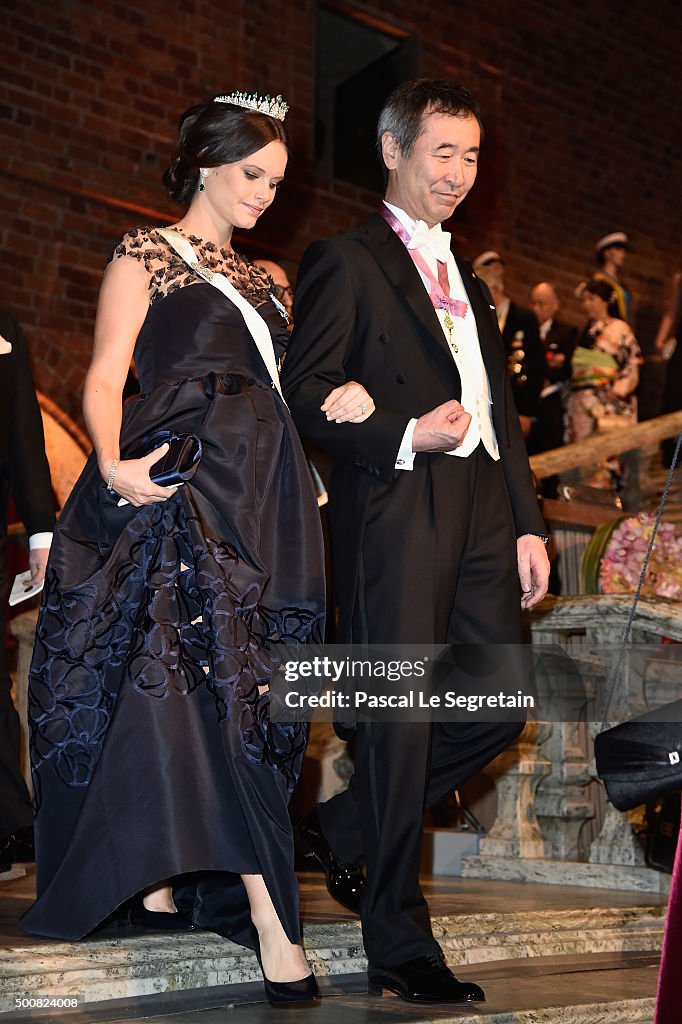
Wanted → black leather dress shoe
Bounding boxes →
[0,826,35,871]
[367,952,485,1004]
[11,827,35,863]
[0,835,14,873]
[296,806,365,915]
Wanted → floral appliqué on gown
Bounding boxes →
[23,227,325,943]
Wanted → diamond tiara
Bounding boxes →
[214,91,289,121]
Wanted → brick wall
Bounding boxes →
[1,0,680,425]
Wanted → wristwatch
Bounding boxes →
[527,533,549,544]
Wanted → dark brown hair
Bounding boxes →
[583,279,616,304]
[163,99,288,205]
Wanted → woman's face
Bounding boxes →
[581,290,609,320]
[203,139,287,231]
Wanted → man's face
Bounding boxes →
[531,284,559,323]
[476,259,505,296]
[604,244,627,269]
[382,110,480,228]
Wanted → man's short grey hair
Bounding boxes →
[376,78,483,170]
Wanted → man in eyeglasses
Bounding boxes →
[255,258,295,325]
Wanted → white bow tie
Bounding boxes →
[407,220,452,263]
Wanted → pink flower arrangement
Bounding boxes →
[599,513,682,599]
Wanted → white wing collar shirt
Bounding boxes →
[384,202,499,469]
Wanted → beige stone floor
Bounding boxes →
[303,871,667,922]
[0,869,668,948]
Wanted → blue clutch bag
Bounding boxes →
[125,430,202,487]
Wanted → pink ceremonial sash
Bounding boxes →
[379,206,468,320]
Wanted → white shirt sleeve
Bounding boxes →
[29,532,53,550]
[395,418,418,470]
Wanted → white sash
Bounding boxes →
[157,228,284,400]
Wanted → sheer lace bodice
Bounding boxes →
[111,225,276,306]
[109,226,289,393]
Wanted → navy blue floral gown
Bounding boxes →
[21,228,325,942]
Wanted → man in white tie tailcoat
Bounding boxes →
[0,310,54,873]
[282,79,549,1005]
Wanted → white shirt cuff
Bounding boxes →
[29,532,53,550]
[395,418,418,470]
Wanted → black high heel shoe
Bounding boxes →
[131,902,196,932]
[262,972,319,1006]
[252,932,319,1006]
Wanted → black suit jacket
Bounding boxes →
[282,214,545,634]
[0,311,55,543]
[501,302,545,419]
[0,311,54,831]
[528,319,578,457]
[542,319,577,385]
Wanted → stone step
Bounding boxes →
[0,903,665,1012]
[462,854,672,894]
[403,951,659,1024]
[435,904,665,964]
[1,951,661,1023]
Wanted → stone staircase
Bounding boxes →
[0,892,665,1021]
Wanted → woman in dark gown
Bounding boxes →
[21,93,374,1000]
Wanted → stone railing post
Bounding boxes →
[462,595,680,891]
[461,721,553,879]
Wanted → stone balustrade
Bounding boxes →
[462,594,681,893]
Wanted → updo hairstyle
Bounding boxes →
[583,279,616,305]
[163,99,288,205]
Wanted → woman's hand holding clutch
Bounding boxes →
[102,443,179,506]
